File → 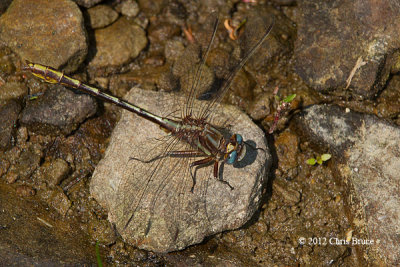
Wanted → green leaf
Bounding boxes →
[283,94,296,103]
[316,157,323,165]
[321,154,332,161]
[306,158,316,165]
[95,241,103,267]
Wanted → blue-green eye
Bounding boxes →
[236,134,243,145]
[226,150,237,164]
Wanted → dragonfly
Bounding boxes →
[25,12,274,250]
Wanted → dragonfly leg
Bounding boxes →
[214,161,234,190]
[168,150,209,192]
[189,157,215,192]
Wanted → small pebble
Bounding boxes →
[15,185,36,197]
[116,0,139,17]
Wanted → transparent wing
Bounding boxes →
[199,12,275,120]
[172,11,274,121]
[172,12,220,119]
[111,91,215,247]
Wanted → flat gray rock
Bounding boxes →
[295,104,400,265]
[90,87,270,252]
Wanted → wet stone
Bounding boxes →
[0,183,96,265]
[109,240,149,264]
[162,0,187,25]
[272,179,301,207]
[87,4,119,29]
[0,100,21,150]
[226,70,255,111]
[164,40,185,62]
[0,0,88,72]
[0,0,12,14]
[376,75,400,118]
[90,87,271,252]
[155,65,178,91]
[172,45,202,78]
[5,171,18,184]
[137,0,166,17]
[89,17,147,68]
[0,49,16,76]
[115,0,140,17]
[206,47,232,80]
[87,219,117,245]
[237,6,291,74]
[249,92,271,120]
[0,82,27,102]
[16,126,28,146]
[294,0,400,98]
[132,12,149,29]
[40,187,72,216]
[4,143,42,184]
[142,54,165,66]
[41,158,70,188]
[20,85,97,135]
[0,159,10,178]
[72,0,102,8]
[271,0,296,5]
[180,64,214,96]
[275,131,300,172]
[15,184,36,197]
[147,21,181,44]
[295,104,400,265]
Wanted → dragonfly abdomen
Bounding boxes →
[24,61,177,132]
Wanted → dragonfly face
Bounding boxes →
[224,134,245,164]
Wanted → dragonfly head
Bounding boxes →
[224,134,246,164]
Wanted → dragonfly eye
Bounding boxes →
[235,134,243,145]
[226,150,238,164]
[226,134,245,163]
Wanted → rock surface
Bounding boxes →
[0,82,27,102]
[0,0,12,14]
[0,0,88,72]
[89,17,147,68]
[90,87,271,252]
[294,0,400,98]
[0,183,98,266]
[115,0,140,18]
[295,104,400,265]
[72,0,102,8]
[0,100,21,150]
[87,4,119,29]
[20,85,97,135]
[4,143,42,184]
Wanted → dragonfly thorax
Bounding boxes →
[174,116,245,165]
